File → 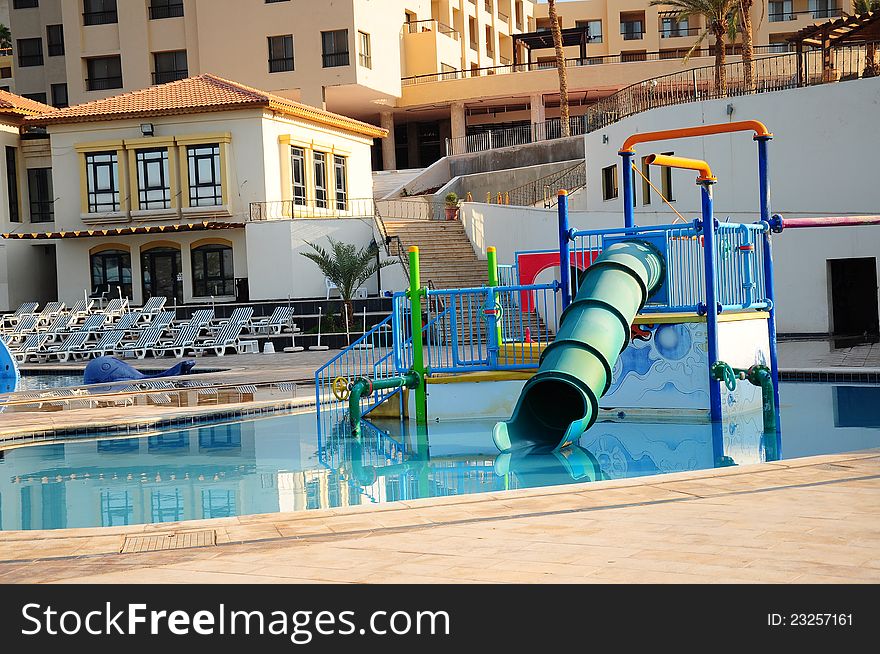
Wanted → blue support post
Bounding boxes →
[756,134,781,433]
[620,150,635,229]
[558,189,572,310]
[700,181,723,423]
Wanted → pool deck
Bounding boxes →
[1,338,878,584]
[0,450,878,584]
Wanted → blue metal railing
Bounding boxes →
[715,222,769,311]
[497,263,518,287]
[315,314,399,437]
[394,283,559,374]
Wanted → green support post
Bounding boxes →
[408,246,428,427]
[486,246,503,351]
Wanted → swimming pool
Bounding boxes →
[1,381,878,531]
[16,373,84,392]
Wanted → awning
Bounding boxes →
[1,221,243,240]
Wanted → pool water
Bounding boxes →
[1,382,878,531]
[16,374,84,392]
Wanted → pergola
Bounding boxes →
[512,26,594,67]
[788,11,880,83]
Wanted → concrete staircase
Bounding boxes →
[382,219,488,289]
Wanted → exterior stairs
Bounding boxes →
[382,219,488,290]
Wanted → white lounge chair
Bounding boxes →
[7,315,38,345]
[249,306,298,335]
[117,328,163,359]
[13,333,52,364]
[103,298,129,320]
[35,302,65,327]
[87,330,127,359]
[67,299,94,326]
[1,302,39,329]
[43,315,73,344]
[192,321,245,356]
[141,296,167,317]
[38,331,91,363]
[153,323,200,358]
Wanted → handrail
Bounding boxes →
[503,161,586,207]
[622,120,773,152]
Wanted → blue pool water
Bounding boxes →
[1,381,878,531]
[16,374,84,392]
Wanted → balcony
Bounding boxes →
[149,2,184,20]
[620,22,644,41]
[83,10,118,26]
[769,7,842,22]
[86,76,123,91]
[405,19,460,41]
[268,57,294,73]
[660,26,700,38]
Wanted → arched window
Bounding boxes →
[90,248,132,299]
[191,243,234,297]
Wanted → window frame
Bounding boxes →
[268,35,294,73]
[148,0,184,20]
[85,150,120,213]
[333,154,347,211]
[291,146,306,207]
[313,152,328,209]
[601,164,618,201]
[27,167,54,223]
[186,143,223,208]
[152,49,188,84]
[46,24,64,56]
[358,31,371,69]
[50,83,69,108]
[17,37,44,67]
[321,29,350,68]
[83,0,118,26]
[90,248,132,299]
[86,55,123,91]
[135,148,172,211]
[6,147,20,223]
[191,243,235,297]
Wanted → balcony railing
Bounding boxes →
[660,26,700,38]
[322,52,350,67]
[404,19,460,41]
[621,30,645,41]
[402,44,799,85]
[268,57,294,73]
[149,3,184,19]
[248,197,377,222]
[86,76,123,91]
[444,42,876,156]
[83,11,118,26]
[769,7,842,22]
[152,69,188,84]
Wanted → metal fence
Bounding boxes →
[314,314,399,437]
[249,197,377,221]
[392,283,559,374]
[505,161,586,207]
[442,43,876,156]
[568,221,770,314]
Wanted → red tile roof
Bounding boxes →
[23,74,387,138]
[0,90,56,118]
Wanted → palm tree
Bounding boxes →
[738,0,756,91]
[651,0,740,95]
[547,0,570,137]
[854,0,880,77]
[301,238,393,328]
[0,24,12,51]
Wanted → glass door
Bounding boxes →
[142,247,183,302]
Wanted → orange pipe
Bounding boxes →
[620,120,772,153]
[645,153,715,182]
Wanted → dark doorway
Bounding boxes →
[142,247,183,302]
[829,257,879,346]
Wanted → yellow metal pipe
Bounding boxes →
[645,153,715,182]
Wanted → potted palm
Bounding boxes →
[444,192,460,221]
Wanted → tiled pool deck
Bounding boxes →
[1,339,878,584]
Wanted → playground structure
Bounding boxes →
[318,120,813,465]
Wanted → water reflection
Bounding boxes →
[1,382,878,531]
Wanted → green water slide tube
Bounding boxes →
[493,240,664,452]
